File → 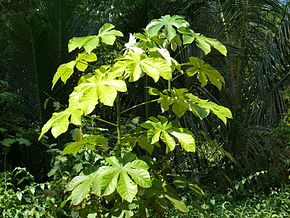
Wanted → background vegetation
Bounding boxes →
[0,0,289,217]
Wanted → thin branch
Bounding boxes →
[121,99,159,114]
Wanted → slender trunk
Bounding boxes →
[116,94,121,145]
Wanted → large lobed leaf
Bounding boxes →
[68,23,123,53]
[67,155,152,204]
[140,116,196,152]
[146,15,189,41]
[148,88,232,124]
[184,57,225,90]
[52,52,97,89]
[179,27,227,56]
[40,66,127,139]
[112,51,172,83]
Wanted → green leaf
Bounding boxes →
[91,156,151,202]
[137,135,154,154]
[184,57,225,90]
[70,128,83,141]
[87,213,97,218]
[204,38,227,56]
[70,177,93,205]
[125,161,151,188]
[170,131,195,152]
[62,135,108,156]
[112,52,172,83]
[159,94,172,112]
[146,15,189,41]
[196,37,211,55]
[16,138,31,146]
[68,66,127,117]
[190,104,210,119]
[82,53,97,62]
[147,87,161,96]
[68,36,94,52]
[75,52,97,72]
[1,138,16,147]
[187,93,232,124]
[148,129,161,144]
[69,108,83,126]
[164,193,187,213]
[98,23,123,45]
[106,156,122,168]
[161,132,176,152]
[84,36,100,53]
[68,23,122,53]
[178,27,227,56]
[66,175,91,191]
[76,61,87,72]
[129,159,150,170]
[172,100,189,118]
[117,171,138,202]
[39,110,70,139]
[52,61,76,89]
[16,191,23,201]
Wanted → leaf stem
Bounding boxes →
[121,99,159,114]
[168,80,171,91]
[120,130,147,139]
[95,117,117,127]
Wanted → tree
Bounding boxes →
[39,15,232,216]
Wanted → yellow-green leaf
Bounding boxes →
[52,61,76,89]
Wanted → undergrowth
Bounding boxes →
[169,185,290,218]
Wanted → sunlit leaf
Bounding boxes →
[146,15,189,41]
[98,23,123,45]
[52,61,75,89]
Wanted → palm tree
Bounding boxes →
[2,0,105,123]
